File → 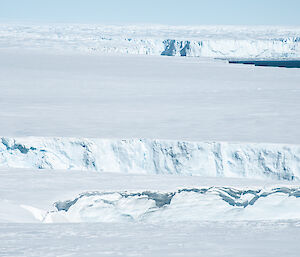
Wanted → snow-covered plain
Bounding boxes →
[1,24,300,256]
[1,51,300,143]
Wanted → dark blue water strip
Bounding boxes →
[229,60,300,68]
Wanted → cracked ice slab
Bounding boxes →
[0,168,299,223]
[44,187,300,223]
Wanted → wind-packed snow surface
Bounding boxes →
[2,221,300,257]
[1,52,300,143]
[1,24,300,58]
[1,137,300,180]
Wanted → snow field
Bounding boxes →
[1,51,299,143]
[2,220,300,257]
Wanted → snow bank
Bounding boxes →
[1,24,300,59]
[45,186,300,222]
[1,137,300,180]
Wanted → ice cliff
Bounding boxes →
[1,137,300,181]
[1,24,300,59]
[161,37,300,58]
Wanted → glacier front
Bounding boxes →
[1,24,300,59]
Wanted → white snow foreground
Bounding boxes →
[45,187,300,223]
[1,136,299,180]
[2,221,300,257]
[1,24,300,58]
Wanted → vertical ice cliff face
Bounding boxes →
[0,137,300,181]
[161,38,300,58]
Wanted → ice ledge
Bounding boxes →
[0,137,299,181]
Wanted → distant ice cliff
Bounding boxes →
[161,38,300,58]
[1,24,300,59]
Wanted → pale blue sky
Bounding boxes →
[1,0,300,26]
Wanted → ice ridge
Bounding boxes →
[44,186,300,222]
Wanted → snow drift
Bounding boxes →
[1,137,300,180]
[44,186,300,223]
